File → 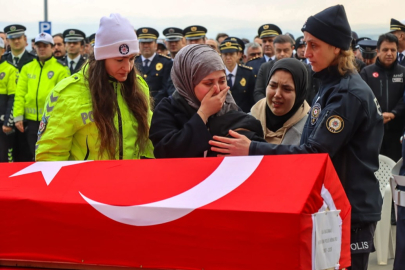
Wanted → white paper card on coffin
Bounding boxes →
[79,156,264,226]
[314,210,342,270]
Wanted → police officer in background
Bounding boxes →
[135,27,173,107]
[87,33,95,56]
[220,39,255,112]
[390,18,405,67]
[163,27,184,59]
[357,39,377,66]
[294,36,307,63]
[0,37,18,162]
[243,42,262,63]
[246,24,282,76]
[360,33,405,162]
[52,33,66,61]
[2,25,35,71]
[2,24,36,162]
[63,29,87,74]
[13,33,70,160]
[224,37,245,64]
[183,25,207,45]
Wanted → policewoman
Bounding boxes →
[210,5,384,269]
[36,13,154,161]
[13,32,70,159]
[0,37,18,162]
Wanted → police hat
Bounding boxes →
[258,24,282,39]
[390,18,405,33]
[63,29,86,42]
[183,25,207,40]
[295,36,306,47]
[225,37,245,52]
[163,27,183,42]
[88,33,96,47]
[136,27,159,42]
[219,39,240,54]
[358,39,377,59]
[157,40,167,49]
[4,24,26,39]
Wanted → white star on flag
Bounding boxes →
[10,161,91,185]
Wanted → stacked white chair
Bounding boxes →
[374,154,396,265]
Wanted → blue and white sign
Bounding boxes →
[39,21,52,34]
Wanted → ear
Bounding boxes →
[334,47,340,55]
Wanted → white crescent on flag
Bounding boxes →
[79,156,264,226]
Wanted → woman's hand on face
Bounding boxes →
[198,86,229,123]
[209,130,251,156]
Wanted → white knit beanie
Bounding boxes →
[94,13,139,60]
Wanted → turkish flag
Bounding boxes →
[0,154,350,270]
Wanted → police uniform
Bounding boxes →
[246,24,282,76]
[357,39,377,65]
[135,27,173,107]
[63,29,87,74]
[13,33,70,159]
[220,40,255,113]
[163,27,183,60]
[360,58,405,161]
[0,58,18,162]
[390,18,405,67]
[1,25,36,71]
[294,36,307,63]
[183,25,207,44]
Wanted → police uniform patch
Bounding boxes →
[47,71,54,79]
[326,115,344,133]
[38,115,49,135]
[119,44,129,55]
[311,103,321,125]
[156,63,163,71]
[0,72,5,80]
[10,26,16,31]
[142,28,148,33]
[240,78,246,87]
[169,28,174,33]
[69,30,75,35]
[263,25,269,30]
[191,27,197,32]
[373,72,379,78]
[226,42,231,47]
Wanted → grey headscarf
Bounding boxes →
[171,44,238,116]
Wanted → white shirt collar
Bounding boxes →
[225,64,238,76]
[12,50,25,59]
[399,50,405,55]
[141,53,156,63]
[67,54,81,64]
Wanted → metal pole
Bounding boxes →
[44,0,48,21]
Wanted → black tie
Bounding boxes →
[70,61,75,74]
[14,57,19,65]
[144,59,150,67]
[400,53,404,63]
[227,74,233,88]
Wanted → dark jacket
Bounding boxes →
[150,93,264,158]
[253,59,319,104]
[250,66,384,224]
[360,58,405,132]
[135,53,173,107]
[1,50,35,72]
[229,64,256,113]
[245,56,266,77]
[64,55,87,75]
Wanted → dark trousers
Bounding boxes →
[26,120,40,159]
[347,222,377,270]
[381,130,402,162]
[394,184,405,270]
[0,126,14,162]
[12,126,32,162]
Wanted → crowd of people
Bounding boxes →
[1,4,405,270]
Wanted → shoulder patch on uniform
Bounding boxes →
[326,115,344,133]
[57,59,67,66]
[159,53,171,60]
[247,56,260,63]
[239,64,253,70]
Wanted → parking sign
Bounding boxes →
[39,21,52,34]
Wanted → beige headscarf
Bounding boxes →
[171,44,238,116]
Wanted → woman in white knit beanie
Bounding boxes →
[36,13,154,161]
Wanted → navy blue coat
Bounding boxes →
[230,64,255,113]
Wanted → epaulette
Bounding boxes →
[57,59,67,66]
[247,56,260,63]
[239,64,253,70]
[159,53,172,60]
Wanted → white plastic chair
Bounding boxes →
[374,154,395,265]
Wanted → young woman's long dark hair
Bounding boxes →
[85,53,151,159]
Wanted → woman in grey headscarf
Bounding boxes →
[149,44,263,158]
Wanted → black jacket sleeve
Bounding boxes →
[149,98,212,158]
[4,94,15,127]
[253,63,268,102]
